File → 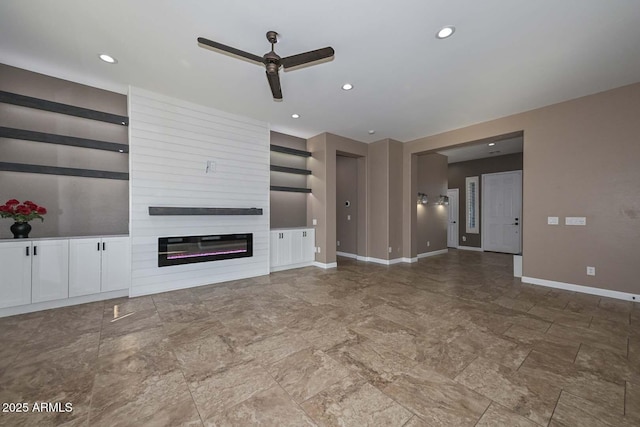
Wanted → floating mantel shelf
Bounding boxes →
[148,207,263,216]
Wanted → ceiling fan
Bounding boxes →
[197,31,334,100]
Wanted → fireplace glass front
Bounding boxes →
[158,233,253,267]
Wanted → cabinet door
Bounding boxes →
[69,238,101,297]
[270,231,281,267]
[0,241,32,308]
[290,230,304,264]
[101,237,130,292]
[302,229,316,262]
[32,239,69,303]
[278,231,293,266]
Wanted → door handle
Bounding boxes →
[103,242,106,251]
[98,242,101,251]
[33,246,37,256]
[26,246,30,256]
[512,223,519,225]
[452,221,456,224]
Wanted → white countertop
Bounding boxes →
[0,234,129,243]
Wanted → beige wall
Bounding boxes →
[403,82,640,295]
[270,131,308,229]
[0,64,128,239]
[388,140,404,259]
[336,155,358,255]
[307,133,368,264]
[448,153,523,248]
[417,153,448,254]
[367,140,389,259]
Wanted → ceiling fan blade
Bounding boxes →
[281,47,334,69]
[197,37,263,64]
[266,71,283,99]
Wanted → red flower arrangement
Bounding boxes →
[0,199,47,223]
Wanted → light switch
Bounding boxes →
[547,216,559,225]
[347,215,351,221]
[312,219,317,225]
[566,217,587,226]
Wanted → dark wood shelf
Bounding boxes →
[148,207,263,216]
[270,144,311,157]
[0,162,129,180]
[270,165,312,175]
[270,186,312,193]
[0,91,129,126]
[0,127,129,153]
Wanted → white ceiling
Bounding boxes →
[1,1,639,143]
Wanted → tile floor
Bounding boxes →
[1,250,639,426]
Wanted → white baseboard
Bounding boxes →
[0,289,129,318]
[313,261,338,269]
[270,261,315,272]
[418,249,448,259]
[336,251,358,259]
[521,276,639,302]
[458,245,484,252]
[513,255,523,278]
[401,257,418,263]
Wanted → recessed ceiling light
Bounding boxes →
[291,113,300,119]
[436,26,455,39]
[342,83,353,91]
[99,54,117,64]
[488,142,496,146]
[368,130,376,135]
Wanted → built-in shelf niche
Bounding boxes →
[0,90,129,180]
[269,144,312,193]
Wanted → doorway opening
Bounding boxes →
[336,155,358,264]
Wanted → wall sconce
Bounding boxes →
[417,192,428,205]
[436,194,449,205]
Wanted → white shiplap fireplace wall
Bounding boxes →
[128,87,270,297]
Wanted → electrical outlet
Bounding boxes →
[388,246,392,253]
[312,219,317,225]
[317,247,321,253]
[347,215,351,221]
[427,241,430,247]
[462,236,467,242]
[547,216,559,225]
[587,266,595,276]
[337,240,340,247]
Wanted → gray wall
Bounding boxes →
[0,64,128,239]
[448,153,523,247]
[417,153,448,254]
[269,131,308,228]
[336,155,358,255]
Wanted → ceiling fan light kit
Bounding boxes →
[197,31,334,100]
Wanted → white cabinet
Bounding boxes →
[69,238,102,297]
[270,228,315,271]
[0,241,32,308]
[101,237,130,292]
[69,237,130,297]
[29,240,69,304]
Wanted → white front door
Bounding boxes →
[482,171,522,254]
[447,189,459,248]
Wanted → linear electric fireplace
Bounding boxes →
[158,233,253,267]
